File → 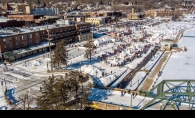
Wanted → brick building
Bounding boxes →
[0,27,46,61]
[35,17,59,26]
[145,8,187,18]
[75,23,92,42]
[2,3,13,11]
[8,14,60,26]
[0,22,91,62]
[46,24,77,44]
[64,15,86,23]
[7,14,60,26]
[8,14,44,21]
[82,11,122,17]
[0,18,25,28]
[85,17,106,25]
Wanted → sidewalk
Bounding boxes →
[11,51,53,66]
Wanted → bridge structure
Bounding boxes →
[140,80,195,110]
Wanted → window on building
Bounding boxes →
[15,37,18,41]
[30,34,32,38]
[10,44,12,49]
[21,36,24,40]
[4,45,6,49]
[3,39,6,43]
[9,38,12,42]
[36,33,39,38]
[16,44,18,49]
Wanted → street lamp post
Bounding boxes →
[96,70,98,79]
[80,62,82,72]
[71,60,72,70]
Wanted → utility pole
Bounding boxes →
[47,29,53,71]
[130,80,132,87]
[80,84,83,110]
[3,78,7,93]
[75,75,78,110]
[130,93,132,108]
[27,92,29,110]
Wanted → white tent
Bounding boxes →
[93,37,112,47]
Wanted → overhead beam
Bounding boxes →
[140,80,195,110]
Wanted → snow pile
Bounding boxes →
[80,64,126,87]
[81,65,102,78]
[99,74,116,87]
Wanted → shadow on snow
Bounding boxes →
[5,88,20,104]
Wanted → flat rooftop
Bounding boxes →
[0,24,74,38]
[4,41,55,56]
[0,17,24,22]
[0,28,32,38]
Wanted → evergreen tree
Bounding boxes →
[36,71,92,110]
[52,40,68,70]
[43,2,46,7]
[99,0,103,5]
[124,1,129,5]
[68,71,92,110]
[36,75,58,110]
[84,35,95,62]
[36,0,41,4]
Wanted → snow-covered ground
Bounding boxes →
[125,71,147,90]
[1,19,195,110]
[88,87,192,110]
[0,86,8,110]
[110,68,131,88]
[88,88,153,109]
[144,51,164,71]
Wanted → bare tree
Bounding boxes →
[172,9,182,21]
[10,92,36,110]
[84,35,95,62]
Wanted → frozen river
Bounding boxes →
[155,28,195,87]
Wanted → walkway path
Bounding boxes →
[139,52,170,91]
